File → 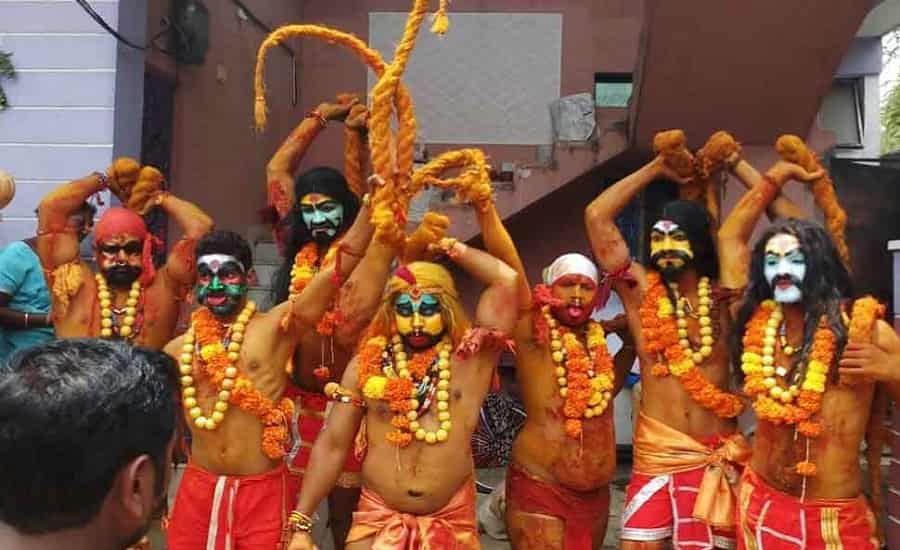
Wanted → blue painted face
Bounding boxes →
[764,233,806,304]
[300,193,344,243]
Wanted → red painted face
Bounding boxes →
[549,274,598,327]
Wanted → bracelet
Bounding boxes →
[287,510,316,533]
[361,193,371,208]
[24,312,29,328]
[154,192,170,208]
[437,238,462,259]
[306,109,328,129]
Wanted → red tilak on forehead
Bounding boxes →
[394,265,417,286]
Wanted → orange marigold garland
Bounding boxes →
[180,302,294,459]
[540,308,615,439]
[357,334,453,447]
[285,240,342,380]
[639,271,743,418]
[740,300,835,476]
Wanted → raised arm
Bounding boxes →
[158,192,214,288]
[718,161,822,291]
[37,173,109,270]
[476,202,531,310]
[266,99,358,223]
[729,157,808,221]
[433,239,519,333]
[286,361,364,550]
[585,157,690,279]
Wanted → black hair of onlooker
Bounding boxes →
[0,339,177,534]
[195,230,254,272]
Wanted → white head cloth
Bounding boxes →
[542,253,599,286]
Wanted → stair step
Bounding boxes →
[253,242,280,264]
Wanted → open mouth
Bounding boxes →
[206,294,228,307]
[567,305,584,318]
[407,333,431,348]
[774,277,797,290]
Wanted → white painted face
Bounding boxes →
[763,233,806,304]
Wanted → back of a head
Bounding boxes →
[196,229,253,272]
[0,339,177,535]
[656,199,719,279]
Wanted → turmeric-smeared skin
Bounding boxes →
[37,165,213,349]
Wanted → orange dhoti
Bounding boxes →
[167,462,300,550]
[346,477,480,549]
[505,462,610,549]
[622,413,750,549]
[737,468,878,550]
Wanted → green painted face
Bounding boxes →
[196,254,248,316]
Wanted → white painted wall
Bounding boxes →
[0,0,121,244]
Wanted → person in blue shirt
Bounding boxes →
[0,201,95,360]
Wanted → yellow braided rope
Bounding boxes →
[774,134,850,268]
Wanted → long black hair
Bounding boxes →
[274,167,360,303]
[649,200,719,280]
[732,218,852,384]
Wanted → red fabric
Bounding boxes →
[622,467,735,547]
[283,383,363,478]
[737,468,878,550]
[95,207,147,243]
[506,463,610,549]
[167,462,300,550]
[94,207,158,285]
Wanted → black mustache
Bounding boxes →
[650,250,692,264]
[773,274,802,287]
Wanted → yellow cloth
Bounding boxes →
[633,412,750,530]
[346,476,480,549]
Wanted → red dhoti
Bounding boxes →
[167,462,300,550]
[622,413,750,549]
[284,384,363,488]
[737,468,878,550]
[505,462,610,549]
[346,477,480,549]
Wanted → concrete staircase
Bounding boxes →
[250,239,279,312]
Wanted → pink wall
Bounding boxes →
[146,0,305,234]
[293,0,642,240]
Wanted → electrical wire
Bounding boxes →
[74,0,149,51]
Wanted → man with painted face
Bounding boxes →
[718,161,900,548]
[265,97,375,545]
[475,197,637,549]
[163,208,383,550]
[36,159,213,349]
[285,239,520,550]
[584,148,822,549]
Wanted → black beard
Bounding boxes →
[104,265,142,287]
[401,329,445,351]
[309,223,339,245]
[651,251,692,280]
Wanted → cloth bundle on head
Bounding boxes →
[542,253,599,287]
[94,207,159,286]
[366,261,469,345]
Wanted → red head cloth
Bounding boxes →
[94,207,159,286]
